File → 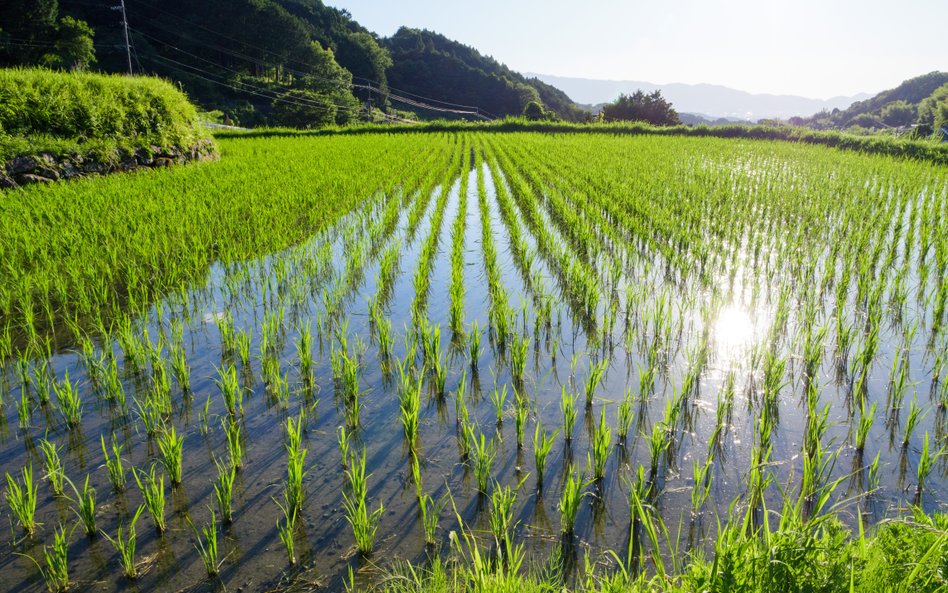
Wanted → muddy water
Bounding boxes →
[0,156,945,593]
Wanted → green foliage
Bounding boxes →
[0,68,214,166]
[600,89,681,126]
[881,100,916,126]
[271,89,339,129]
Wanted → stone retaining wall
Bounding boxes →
[0,138,218,189]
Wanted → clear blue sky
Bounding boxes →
[325,0,947,99]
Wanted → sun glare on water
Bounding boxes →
[714,304,757,356]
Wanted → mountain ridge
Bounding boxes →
[528,73,872,120]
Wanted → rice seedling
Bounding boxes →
[343,448,384,556]
[489,385,507,426]
[216,364,243,417]
[296,325,314,390]
[18,389,32,428]
[902,395,926,448]
[399,373,422,452]
[100,436,127,492]
[616,389,634,442]
[418,493,447,547]
[285,414,307,512]
[854,401,876,454]
[156,425,184,486]
[53,371,83,428]
[561,386,579,442]
[690,458,713,515]
[488,480,522,566]
[533,422,558,494]
[469,428,496,494]
[101,505,145,579]
[275,495,298,565]
[513,392,529,448]
[583,359,608,408]
[223,417,244,471]
[338,425,351,469]
[915,432,944,501]
[68,474,98,538]
[189,510,223,576]
[591,407,612,481]
[213,458,236,524]
[5,464,39,536]
[30,523,72,593]
[469,321,481,369]
[510,336,528,383]
[134,465,166,534]
[40,439,66,496]
[558,468,587,536]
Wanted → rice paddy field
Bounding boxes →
[2,131,948,592]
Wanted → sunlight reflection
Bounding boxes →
[714,304,756,358]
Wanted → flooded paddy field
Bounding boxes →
[1,132,947,592]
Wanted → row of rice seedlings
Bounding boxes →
[475,146,514,344]
[409,141,466,324]
[448,148,470,337]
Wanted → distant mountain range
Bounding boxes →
[527,73,872,121]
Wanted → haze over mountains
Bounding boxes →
[529,73,872,121]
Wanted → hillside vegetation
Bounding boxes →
[0,68,215,185]
[0,0,585,125]
[794,71,948,133]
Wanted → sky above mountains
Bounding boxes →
[327,0,947,99]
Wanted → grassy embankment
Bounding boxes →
[0,68,216,183]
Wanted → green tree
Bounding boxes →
[880,100,915,127]
[600,90,681,126]
[522,100,546,120]
[271,89,337,129]
[45,17,96,71]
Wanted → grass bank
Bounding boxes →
[217,118,948,166]
[0,68,216,186]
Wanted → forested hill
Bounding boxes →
[793,71,948,132]
[0,0,586,125]
[384,28,587,121]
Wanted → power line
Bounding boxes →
[123,0,494,119]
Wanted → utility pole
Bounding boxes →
[111,0,133,74]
